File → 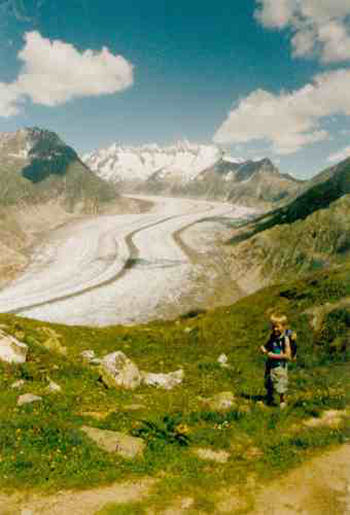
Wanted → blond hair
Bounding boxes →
[270,313,288,327]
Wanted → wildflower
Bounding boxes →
[175,423,190,435]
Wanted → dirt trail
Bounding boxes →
[249,443,350,515]
[2,445,350,514]
[0,478,155,515]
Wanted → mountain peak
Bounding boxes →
[0,126,115,210]
[83,140,300,206]
[83,141,223,183]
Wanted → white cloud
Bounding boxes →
[328,145,350,162]
[0,83,21,117]
[300,0,350,22]
[254,0,296,29]
[317,21,350,63]
[255,0,350,63]
[213,68,350,155]
[0,31,134,116]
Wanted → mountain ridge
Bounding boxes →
[0,127,117,210]
[0,127,146,289]
[225,154,350,294]
[83,142,302,206]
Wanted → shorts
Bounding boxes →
[265,366,288,394]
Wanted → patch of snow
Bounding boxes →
[222,154,245,164]
[83,142,223,183]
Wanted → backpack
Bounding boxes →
[285,329,297,359]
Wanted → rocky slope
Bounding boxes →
[0,128,128,288]
[0,127,116,210]
[196,157,302,206]
[226,156,350,293]
[83,142,302,206]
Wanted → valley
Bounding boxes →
[0,196,254,326]
[2,0,350,508]
[1,127,350,514]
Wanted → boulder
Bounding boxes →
[81,425,145,458]
[200,391,236,411]
[302,409,346,430]
[46,378,62,393]
[81,349,101,365]
[0,330,28,364]
[17,393,42,406]
[81,349,95,361]
[99,351,142,390]
[217,353,229,367]
[141,369,184,390]
[11,379,26,389]
[193,447,230,463]
[37,327,67,355]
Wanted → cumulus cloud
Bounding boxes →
[328,145,350,162]
[255,0,350,63]
[213,68,350,155]
[0,31,133,116]
[254,0,296,29]
[0,83,21,117]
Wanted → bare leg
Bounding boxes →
[280,394,287,407]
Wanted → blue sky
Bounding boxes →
[1,0,350,178]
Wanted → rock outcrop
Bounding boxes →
[141,369,184,390]
[81,426,145,458]
[17,393,42,406]
[0,330,28,364]
[95,350,185,391]
[99,351,142,390]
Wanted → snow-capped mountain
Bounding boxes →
[83,141,302,206]
[82,141,236,183]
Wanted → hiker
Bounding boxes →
[260,314,291,408]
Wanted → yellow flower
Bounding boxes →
[175,424,190,435]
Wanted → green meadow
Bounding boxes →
[1,263,350,511]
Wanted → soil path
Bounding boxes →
[0,478,155,515]
[1,445,350,514]
[249,443,350,514]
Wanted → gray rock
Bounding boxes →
[200,391,236,411]
[90,358,102,365]
[17,393,42,406]
[46,378,62,393]
[10,379,26,389]
[80,349,102,365]
[0,330,28,364]
[37,327,67,355]
[193,447,230,463]
[124,403,146,411]
[141,368,184,390]
[217,353,229,367]
[100,351,142,390]
[81,425,145,458]
[81,349,96,361]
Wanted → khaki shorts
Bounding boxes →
[266,366,288,394]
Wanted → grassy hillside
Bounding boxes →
[137,158,302,208]
[1,264,349,511]
[226,157,350,291]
